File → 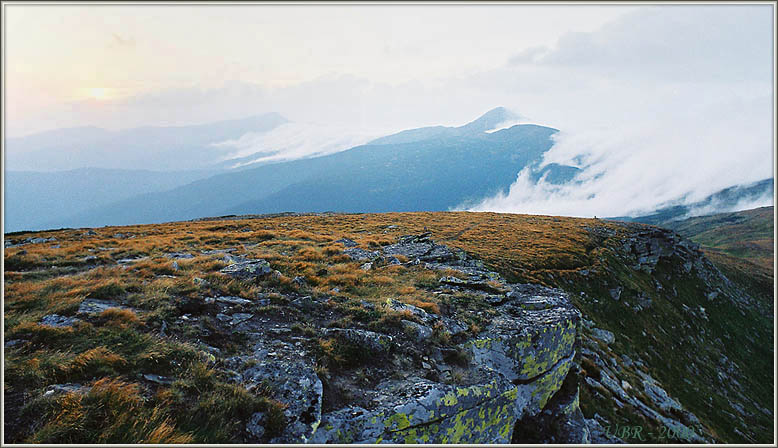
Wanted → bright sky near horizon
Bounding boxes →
[5,3,633,136]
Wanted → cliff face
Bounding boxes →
[3,212,772,443]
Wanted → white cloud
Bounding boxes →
[212,121,387,168]
[469,5,774,217]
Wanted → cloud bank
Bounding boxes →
[469,5,774,217]
[212,121,387,168]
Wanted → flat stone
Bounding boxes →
[215,296,253,306]
[590,328,615,345]
[343,247,380,262]
[77,299,125,316]
[143,374,174,385]
[165,252,194,259]
[43,383,89,397]
[220,259,272,280]
[323,328,394,354]
[40,314,81,327]
[335,238,358,247]
[386,298,437,323]
[240,353,322,443]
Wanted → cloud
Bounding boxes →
[211,121,387,168]
[469,5,774,217]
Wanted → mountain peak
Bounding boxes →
[460,107,520,133]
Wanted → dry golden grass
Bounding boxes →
[99,308,141,328]
[4,210,632,443]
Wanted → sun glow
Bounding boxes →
[87,87,112,100]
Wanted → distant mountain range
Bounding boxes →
[3,107,774,232]
[5,113,288,171]
[27,108,580,230]
[614,178,774,225]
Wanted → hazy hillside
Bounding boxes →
[52,109,580,229]
[4,169,221,232]
[5,113,287,172]
[615,179,774,225]
[3,212,771,443]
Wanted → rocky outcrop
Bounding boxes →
[199,233,590,444]
[305,235,585,443]
[312,287,581,443]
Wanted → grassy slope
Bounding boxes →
[661,206,773,302]
[3,212,773,443]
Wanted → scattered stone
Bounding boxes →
[40,314,81,327]
[343,247,380,262]
[439,276,506,293]
[143,374,174,385]
[165,252,195,259]
[77,299,125,316]
[385,298,436,323]
[401,320,433,342]
[215,296,253,306]
[43,383,89,397]
[323,328,394,354]
[193,277,208,286]
[359,262,372,271]
[609,287,623,301]
[202,248,236,255]
[240,354,322,443]
[382,232,458,263]
[442,318,468,336]
[247,412,266,440]
[642,377,683,412]
[5,339,28,348]
[116,256,148,265]
[293,276,308,288]
[590,328,615,345]
[335,238,358,247]
[220,259,272,280]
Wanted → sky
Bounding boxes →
[3,3,775,217]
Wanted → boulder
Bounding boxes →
[401,320,433,342]
[220,259,272,280]
[239,349,323,443]
[323,328,394,354]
